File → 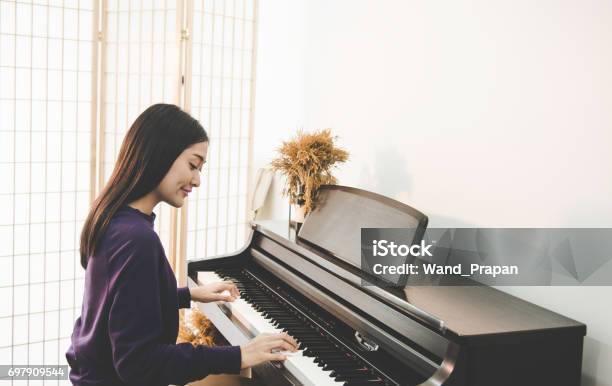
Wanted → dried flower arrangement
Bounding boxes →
[177,308,217,347]
[270,129,349,214]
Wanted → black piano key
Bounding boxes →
[317,355,353,361]
[315,358,352,365]
[295,337,329,342]
[329,369,371,377]
[271,318,303,323]
[343,381,386,386]
[302,345,338,351]
[250,299,276,303]
[321,362,360,370]
[320,360,360,366]
[275,324,305,330]
[264,311,292,315]
[293,333,325,339]
[309,352,347,359]
[305,348,343,356]
[337,376,380,383]
[303,346,338,352]
[271,318,302,323]
[281,328,316,333]
[314,354,350,361]
[332,368,371,379]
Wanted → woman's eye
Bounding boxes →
[190,163,197,170]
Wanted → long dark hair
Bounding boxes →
[80,103,208,268]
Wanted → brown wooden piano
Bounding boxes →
[188,185,586,386]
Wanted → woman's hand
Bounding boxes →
[189,281,240,303]
[240,332,299,369]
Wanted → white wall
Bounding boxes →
[252,1,612,385]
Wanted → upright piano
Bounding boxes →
[188,185,586,386]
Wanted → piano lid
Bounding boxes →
[298,185,428,271]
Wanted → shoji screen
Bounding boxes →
[100,0,182,256]
[183,0,256,264]
[0,0,96,382]
[0,0,257,382]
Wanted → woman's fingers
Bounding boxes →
[215,281,240,297]
[266,352,288,362]
[209,281,239,302]
[263,340,292,352]
[240,332,299,369]
[279,341,295,352]
[230,285,240,297]
[219,280,239,295]
[278,332,298,349]
[263,335,298,351]
[219,293,235,302]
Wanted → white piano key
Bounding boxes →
[199,271,224,285]
[197,270,343,385]
[283,352,341,386]
[274,350,300,356]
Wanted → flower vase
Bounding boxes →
[289,203,305,235]
[289,184,306,234]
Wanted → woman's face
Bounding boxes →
[155,141,208,208]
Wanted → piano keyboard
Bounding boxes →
[199,268,394,386]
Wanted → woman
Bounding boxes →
[66,104,297,386]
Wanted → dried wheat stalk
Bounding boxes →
[177,308,216,347]
[270,129,349,214]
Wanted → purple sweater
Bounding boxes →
[66,205,241,386]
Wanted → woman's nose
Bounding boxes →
[192,172,201,188]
